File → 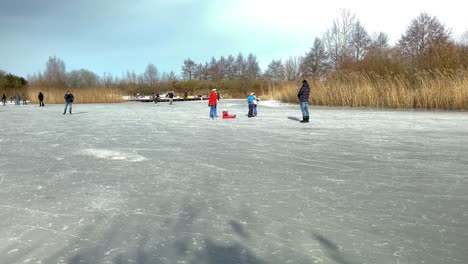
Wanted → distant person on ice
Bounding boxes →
[253,93,259,117]
[63,90,74,115]
[297,80,310,123]
[167,91,174,105]
[247,92,255,117]
[208,88,218,119]
[14,93,20,105]
[1,93,6,106]
[22,94,28,105]
[38,91,44,107]
[153,93,160,104]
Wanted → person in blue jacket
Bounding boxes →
[247,92,255,118]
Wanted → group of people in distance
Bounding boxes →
[207,79,311,123]
[1,92,28,106]
[3,80,311,122]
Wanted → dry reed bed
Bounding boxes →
[27,87,124,104]
[267,70,468,110]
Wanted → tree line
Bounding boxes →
[0,70,28,92]
[5,10,468,96]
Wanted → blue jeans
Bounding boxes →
[253,104,257,116]
[248,104,254,117]
[300,101,309,117]
[64,102,72,114]
[209,105,217,119]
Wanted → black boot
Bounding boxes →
[300,116,309,123]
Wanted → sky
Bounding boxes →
[1,0,467,78]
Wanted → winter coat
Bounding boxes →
[64,93,74,103]
[297,83,310,102]
[38,92,44,100]
[208,91,217,106]
[247,95,255,104]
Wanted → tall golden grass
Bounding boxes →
[27,87,124,104]
[265,69,468,110]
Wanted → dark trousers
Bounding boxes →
[39,100,44,107]
[248,104,254,117]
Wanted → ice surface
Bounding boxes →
[1,100,467,263]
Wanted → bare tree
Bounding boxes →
[143,63,159,87]
[195,62,209,80]
[218,56,228,79]
[284,56,301,81]
[162,71,178,82]
[246,53,261,80]
[67,69,99,88]
[397,13,451,59]
[264,59,285,81]
[350,20,371,61]
[124,70,138,85]
[225,55,236,80]
[323,9,356,69]
[44,56,66,87]
[301,37,329,77]
[208,57,222,81]
[458,30,468,47]
[235,53,247,79]
[193,63,202,80]
[372,32,390,50]
[101,72,115,88]
[457,30,468,67]
[181,59,196,80]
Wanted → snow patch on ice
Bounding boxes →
[259,100,282,108]
[80,148,146,162]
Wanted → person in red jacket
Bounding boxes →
[208,89,218,119]
[222,109,236,119]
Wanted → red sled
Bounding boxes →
[222,111,236,119]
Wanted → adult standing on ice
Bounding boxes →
[38,91,44,107]
[1,93,6,106]
[208,88,218,119]
[63,90,74,115]
[167,91,174,105]
[297,80,310,123]
[14,93,20,105]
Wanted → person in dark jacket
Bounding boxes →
[297,80,310,123]
[38,91,44,107]
[1,93,6,106]
[63,90,74,115]
[167,91,174,105]
[153,93,160,104]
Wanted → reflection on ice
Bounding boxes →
[80,148,147,162]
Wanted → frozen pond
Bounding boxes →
[1,100,467,264]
